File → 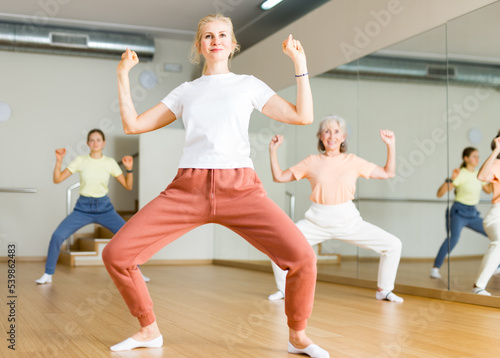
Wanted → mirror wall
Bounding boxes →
[306,2,500,298]
[445,2,500,295]
[214,1,500,302]
[317,25,450,290]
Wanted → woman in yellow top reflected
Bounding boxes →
[431,147,492,279]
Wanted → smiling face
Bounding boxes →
[197,20,236,64]
[320,121,346,152]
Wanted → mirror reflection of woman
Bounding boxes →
[268,115,404,303]
[431,147,492,280]
[473,133,500,295]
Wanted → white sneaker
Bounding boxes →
[430,268,441,279]
[268,290,284,300]
[35,273,52,284]
[472,287,491,296]
[141,273,150,283]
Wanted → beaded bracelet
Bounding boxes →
[295,72,309,78]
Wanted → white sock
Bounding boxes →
[110,335,163,352]
[430,268,441,279]
[288,342,330,358]
[268,290,284,300]
[35,273,52,284]
[376,290,404,303]
[472,287,491,296]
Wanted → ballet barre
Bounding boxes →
[0,188,37,193]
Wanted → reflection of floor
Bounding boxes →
[317,258,500,296]
[217,258,500,297]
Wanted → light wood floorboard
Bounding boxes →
[1,262,500,357]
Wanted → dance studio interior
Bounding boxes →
[1,1,500,357]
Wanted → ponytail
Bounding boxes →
[460,147,477,168]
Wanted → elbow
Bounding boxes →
[122,120,141,135]
[123,127,137,135]
[272,176,285,183]
[380,169,395,179]
[299,115,314,125]
[477,173,487,181]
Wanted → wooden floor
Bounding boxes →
[2,262,500,358]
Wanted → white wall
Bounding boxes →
[0,37,195,258]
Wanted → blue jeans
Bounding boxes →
[45,195,125,274]
[433,201,487,268]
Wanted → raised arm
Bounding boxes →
[477,137,500,182]
[114,156,134,191]
[369,130,396,179]
[117,49,177,134]
[436,180,453,198]
[269,135,296,183]
[262,35,313,125]
[53,148,72,183]
[436,168,459,198]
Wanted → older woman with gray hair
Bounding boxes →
[268,115,404,303]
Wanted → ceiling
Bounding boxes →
[0,0,330,52]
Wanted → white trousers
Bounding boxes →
[475,203,500,288]
[271,201,402,292]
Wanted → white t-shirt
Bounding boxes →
[161,72,276,169]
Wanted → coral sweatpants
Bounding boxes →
[102,168,317,331]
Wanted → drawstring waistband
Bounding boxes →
[210,169,216,217]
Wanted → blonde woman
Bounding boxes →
[103,14,329,358]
